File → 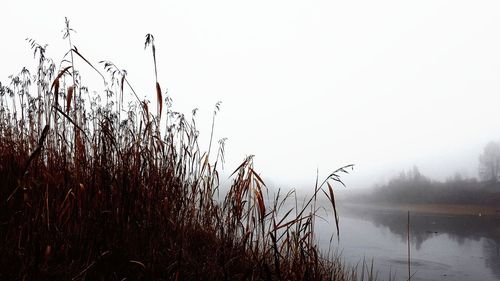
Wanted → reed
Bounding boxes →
[407,211,411,281]
[0,20,367,281]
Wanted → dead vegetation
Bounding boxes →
[0,19,367,281]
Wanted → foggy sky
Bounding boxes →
[2,0,500,189]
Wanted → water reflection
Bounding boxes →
[318,205,500,280]
[345,206,500,248]
[484,238,500,278]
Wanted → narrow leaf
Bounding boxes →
[71,48,106,83]
[327,182,340,240]
[120,74,125,105]
[50,66,72,92]
[156,82,162,117]
[66,86,74,113]
[53,79,60,106]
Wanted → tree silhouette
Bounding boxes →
[479,141,500,182]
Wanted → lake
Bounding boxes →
[313,204,500,281]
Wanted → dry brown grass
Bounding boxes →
[0,19,370,281]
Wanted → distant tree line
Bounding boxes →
[366,167,500,205]
[360,141,500,206]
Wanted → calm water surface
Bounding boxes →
[314,205,500,281]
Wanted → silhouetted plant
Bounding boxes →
[0,19,363,281]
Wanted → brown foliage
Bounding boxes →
[0,24,361,281]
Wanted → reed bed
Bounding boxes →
[0,19,364,281]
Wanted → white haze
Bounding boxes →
[2,0,500,190]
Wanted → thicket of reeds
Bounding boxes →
[0,19,362,280]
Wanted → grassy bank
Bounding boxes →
[0,21,361,280]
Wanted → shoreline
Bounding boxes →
[341,202,500,217]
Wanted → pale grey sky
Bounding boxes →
[2,0,500,189]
